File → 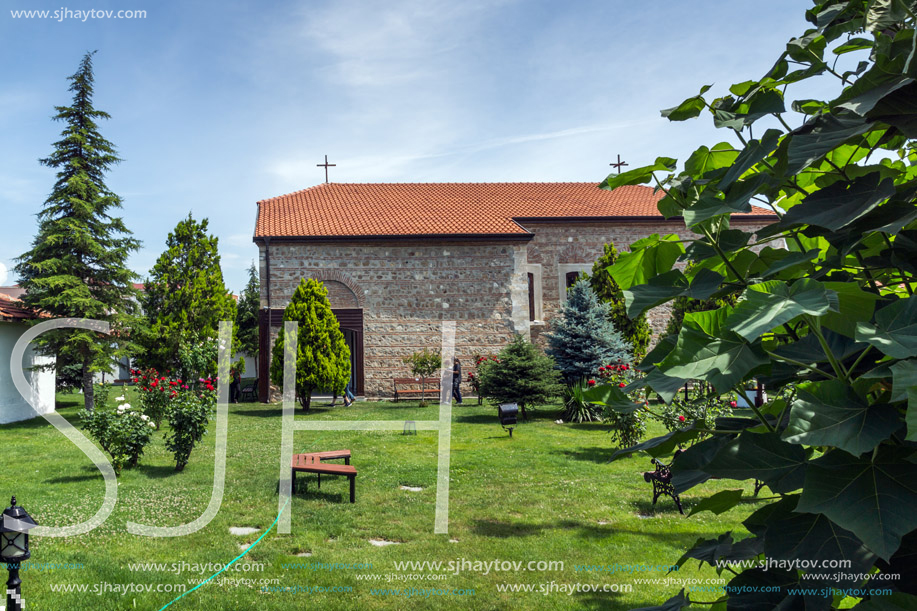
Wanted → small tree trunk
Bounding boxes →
[300,387,312,411]
[82,359,95,412]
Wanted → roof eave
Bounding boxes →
[253,232,535,244]
[512,215,777,223]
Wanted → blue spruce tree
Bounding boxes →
[546,280,631,382]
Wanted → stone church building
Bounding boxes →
[253,182,773,401]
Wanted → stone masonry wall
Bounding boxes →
[260,219,777,398]
[524,219,776,346]
[261,240,525,398]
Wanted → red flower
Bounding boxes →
[587,379,596,386]
[177,379,182,385]
[206,384,214,391]
[618,382,626,388]
[729,400,737,408]
[623,364,629,371]
[598,366,606,372]
[151,380,158,387]
[678,415,686,422]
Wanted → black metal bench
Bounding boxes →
[642,451,767,515]
[643,455,684,514]
[240,379,258,402]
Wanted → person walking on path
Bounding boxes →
[452,358,463,404]
[229,367,242,404]
[343,375,356,407]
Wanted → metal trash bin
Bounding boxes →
[498,403,518,437]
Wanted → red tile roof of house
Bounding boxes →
[0,285,26,301]
[0,293,45,322]
[255,182,773,240]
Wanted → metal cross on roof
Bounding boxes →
[317,155,336,183]
[609,154,629,174]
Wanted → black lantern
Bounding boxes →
[498,403,518,437]
[1,497,37,611]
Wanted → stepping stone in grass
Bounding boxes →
[229,527,260,536]
[296,552,313,557]
[449,539,459,543]
[369,539,400,547]
[400,485,423,491]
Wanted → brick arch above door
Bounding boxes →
[308,271,365,309]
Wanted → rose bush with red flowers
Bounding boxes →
[132,367,216,470]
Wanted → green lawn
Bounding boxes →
[0,392,765,610]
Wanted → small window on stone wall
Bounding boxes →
[527,273,535,321]
[565,271,579,288]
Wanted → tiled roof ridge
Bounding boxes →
[254,182,774,239]
[256,181,637,204]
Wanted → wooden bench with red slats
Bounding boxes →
[393,377,441,401]
[292,451,356,503]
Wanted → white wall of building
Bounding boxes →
[0,322,56,425]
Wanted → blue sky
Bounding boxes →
[1,0,828,292]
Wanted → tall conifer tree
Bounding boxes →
[270,279,350,411]
[140,214,236,373]
[15,51,140,411]
[588,242,652,358]
[546,281,631,382]
[236,262,261,372]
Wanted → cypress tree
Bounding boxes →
[15,51,140,411]
[140,214,236,373]
[236,262,261,372]
[269,279,350,411]
[589,242,652,359]
[546,281,631,382]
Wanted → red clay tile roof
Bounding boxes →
[0,285,26,300]
[0,294,44,322]
[254,183,693,239]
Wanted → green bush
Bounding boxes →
[81,394,156,476]
[477,334,563,420]
[561,380,604,423]
[605,408,646,450]
[164,388,213,472]
[596,362,648,447]
[177,331,218,382]
[655,391,735,433]
[402,347,442,406]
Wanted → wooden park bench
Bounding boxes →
[291,451,356,503]
[393,377,440,402]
